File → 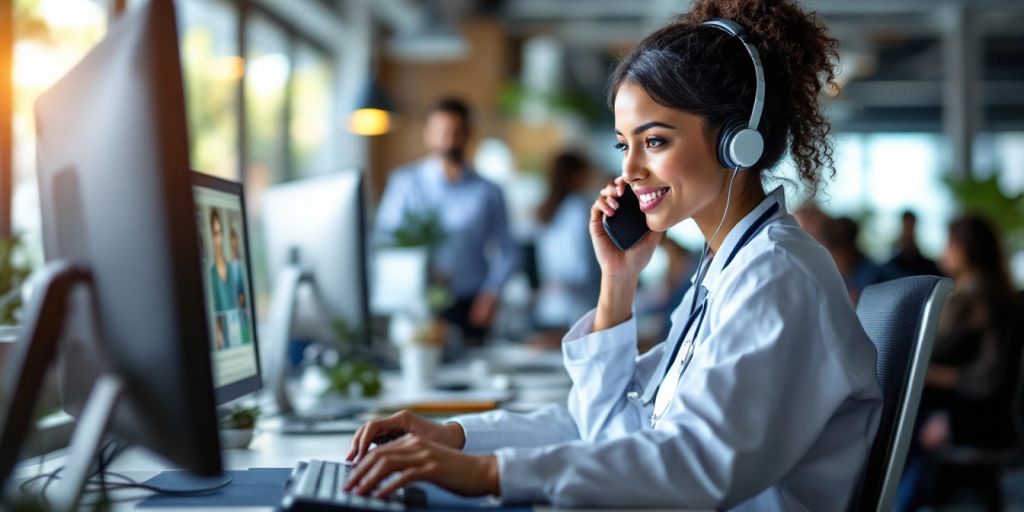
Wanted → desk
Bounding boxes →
[12,344,686,511]
[16,428,689,512]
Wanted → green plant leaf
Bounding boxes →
[943,174,1024,251]
[0,234,33,325]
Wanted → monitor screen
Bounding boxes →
[193,177,261,401]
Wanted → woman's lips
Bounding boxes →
[635,187,669,213]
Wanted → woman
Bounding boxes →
[343,1,881,509]
[899,214,1024,510]
[208,208,236,314]
[528,151,601,347]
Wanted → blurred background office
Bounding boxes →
[2,0,1024,509]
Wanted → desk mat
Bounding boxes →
[137,467,533,510]
[137,468,291,507]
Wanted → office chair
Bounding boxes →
[848,275,954,512]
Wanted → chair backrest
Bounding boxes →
[849,275,954,512]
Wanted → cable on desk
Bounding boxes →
[20,437,234,505]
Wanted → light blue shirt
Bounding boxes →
[375,157,518,298]
[534,193,600,328]
[454,187,882,510]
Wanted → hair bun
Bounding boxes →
[680,0,840,195]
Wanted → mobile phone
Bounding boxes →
[602,186,651,251]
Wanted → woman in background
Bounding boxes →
[900,214,1024,510]
[527,151,600,348]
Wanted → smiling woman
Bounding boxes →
[342,1,883,510]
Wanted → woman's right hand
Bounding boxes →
[590,177,662,283]
[590,177,662,331]
[345,410,466,463]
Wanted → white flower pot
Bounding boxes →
[399,344,442,391]
[219,428,254,449]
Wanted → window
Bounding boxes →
[773,133,954,261]
[11,0,107,265]
[245,13,289,187]
[290,43,334,177]
[177,0,240,180]
[243,11,291,315]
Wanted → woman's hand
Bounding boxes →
[591,177,662,330]
[343,435,500,499]
[345,411,466,463]
[591,177,662,280]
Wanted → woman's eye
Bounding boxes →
[646,137,666,148]
[613,142,627,152]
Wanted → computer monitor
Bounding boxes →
[260,171,370,419]
[262,170,370,337]
[192,172,262,404]
[0,0,225,506]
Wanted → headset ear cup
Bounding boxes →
[730,128,764,169]
[716,120,745,170]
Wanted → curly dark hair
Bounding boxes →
[608,0,839,195]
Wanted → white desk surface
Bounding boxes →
[13,343,691,511]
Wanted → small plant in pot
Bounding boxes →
[220,403,260,449]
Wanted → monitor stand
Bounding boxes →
[0,260,125,511]
[263,265,368,434]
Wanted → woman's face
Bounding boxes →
[939,237,967,279]
[211,216,223,259]
[613,82,725,232]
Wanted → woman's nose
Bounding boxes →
[621,149,647,183]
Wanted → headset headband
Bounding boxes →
[701,18,765,132]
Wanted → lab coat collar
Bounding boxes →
[698,186,787,295]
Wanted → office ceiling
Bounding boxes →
[360,0,1024,131]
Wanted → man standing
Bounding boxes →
[886,210,942,277]
[375,97,518,346]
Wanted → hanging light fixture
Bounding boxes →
[348,75,394,136]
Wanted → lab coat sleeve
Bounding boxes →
[494,252,872,508]
[561,309,666,442]
[449,404,580,454]
[481,186,519,294]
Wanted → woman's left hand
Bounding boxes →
[343,434,500,499]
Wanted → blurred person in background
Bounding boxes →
[792,201,830,246]
[885,210,942,278]
[822,216,892,304]
[898,214,1024,511]
[526,151,601,349]
[375,97,518,346]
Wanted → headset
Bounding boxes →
[702,18,766,171]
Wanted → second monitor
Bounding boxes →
[261,170,371,419]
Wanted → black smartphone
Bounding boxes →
[602,185,651,251]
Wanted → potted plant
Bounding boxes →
[219,403,260,449]
[376,209,455,389]
[0,234,32,336]
[322,318,382,399]
[0,235,33,381]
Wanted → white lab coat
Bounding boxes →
[454,187,882,511]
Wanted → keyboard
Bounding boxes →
[280,460,426,511]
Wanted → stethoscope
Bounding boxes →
[627,198,780,426]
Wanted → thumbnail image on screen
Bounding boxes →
[194,185,259,389]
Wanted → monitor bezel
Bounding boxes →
[191,170,263,405]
